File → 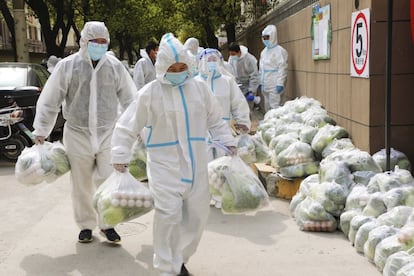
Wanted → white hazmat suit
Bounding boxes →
[33,21,135,231]
[196,48,251,159]
[228,45,260,95]
[111,33,236,276]
[259,24,288,110]
[133,48,156,90]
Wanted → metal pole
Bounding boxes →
[385,0,393,171]
[13,0,29,62]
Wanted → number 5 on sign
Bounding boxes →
[351,9,370,78]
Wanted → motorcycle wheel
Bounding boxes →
[0,134,30,162]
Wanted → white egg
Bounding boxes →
[112,192,122,199]
[135,199,143,207]
[120,199,128,207]
[143,193,152,201]
[127,199,136,207]
[143,200,152,208]
[111,198,120,207]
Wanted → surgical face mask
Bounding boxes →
[165,71,189,86]
[228,55,239,62]
[262,39,270,48]
[207,61,217,72]
[87,42,108,61]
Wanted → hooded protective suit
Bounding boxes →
[259,24,288,110]
[46,55,61,73]
[33,21,135,230]
[183,37,203,76]
[228,45,260,95]
[196,48,250,160]
[133,48,156,90]
[111,33,235,276]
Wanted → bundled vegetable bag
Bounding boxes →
[15,141,70,185]
[128,138,148,181]
[93,170,153,227]
[208,156,270,215]
[373,148,412,172]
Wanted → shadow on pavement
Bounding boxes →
[205,205,289,246]
[20,240,154,276]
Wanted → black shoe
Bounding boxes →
[78,229,93,243]
[100,228,121,243]
[177,263,190,276]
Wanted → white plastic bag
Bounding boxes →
[15,141,70,185]
[93,170,153,227]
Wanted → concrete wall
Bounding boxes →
[237,0,414,164]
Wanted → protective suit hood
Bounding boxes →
[139,49,151,61]
[239,45,249,59]
[262,24,278,47]
[79,21,110,59]
[155,33,192,84]
[183,37,199,56]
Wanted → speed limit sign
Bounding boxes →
[351,9,370,78]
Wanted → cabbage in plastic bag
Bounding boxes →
[220,156,270,215]
[374,234,405,272]
[383,250,414,276]
[339,209,361,237]
[311,124,349,153]
[364,225,398,262]
[93,170,153,227]
[355,220,377,253]
[373,148,412,172]
[129,138,147,181]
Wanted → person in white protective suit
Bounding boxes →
[228,42,261,108]
[111,33,237,276]
[46,55,62,73]
[32,21,135,244]
[259,24,288,111]
[133,40,159,90]
[196,48,251,158]
[183,37,203,76]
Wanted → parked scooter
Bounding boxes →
[0,105,34,162]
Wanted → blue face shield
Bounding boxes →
[262,39,271,48]
[165,71,189,86]
[87,42,108,61]
[207,61,217,72]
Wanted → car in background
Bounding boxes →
[0,62,65,161]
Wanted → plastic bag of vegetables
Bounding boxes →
[276,141,315,168]
[362,192,387,218]
[321,138,355,159]
[364,225,398,262]
[397,214,414,249]
[324,148,382,173]
[348,215,376,245]
[15,141,70,185]
[339,209,361,237]
[236,134,257,164]
[93,170,153,228]
[319,160,354,187]
[376,206,414,229]
[208,156,231,196]
[383,187,414,209]
[128,138,147,181]
[373,148,412,172]
[367,168,414,194]
[345,185,370,211]
[250,134,271,163]
[220,156,270,215]
[396,260,414,275]
[355,220,377,253]
[374,234,405,272]
[294,197,338,232]
[311,124,349,154]
[383,250,414,276]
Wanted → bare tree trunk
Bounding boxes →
[13,0,29,62]
[0,0,17,60]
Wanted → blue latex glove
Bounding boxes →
[275,86,284,94]
[245,91,255,102]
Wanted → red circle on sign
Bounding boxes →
[351,12,369,75]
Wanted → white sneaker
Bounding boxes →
[254,96,261,104]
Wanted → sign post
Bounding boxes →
[350,9,370,78]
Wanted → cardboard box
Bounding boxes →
[276,176,303,200]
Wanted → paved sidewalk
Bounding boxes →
[0,161,381,276]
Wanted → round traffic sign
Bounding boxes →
[351,11,369,75]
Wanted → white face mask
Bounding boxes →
[228,55,239,62]
[87,42,108,61]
